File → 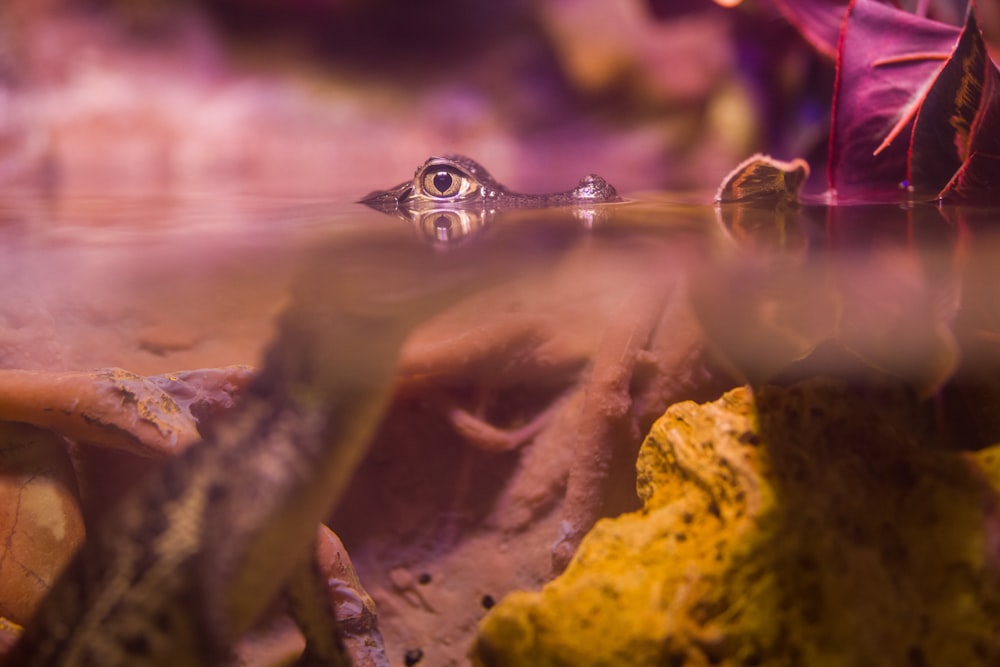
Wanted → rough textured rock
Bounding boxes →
[472,379,1000,666]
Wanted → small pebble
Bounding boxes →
[481,594,496,610]
[388,567,412,589]
[404,648,424,666]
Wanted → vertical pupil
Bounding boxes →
[433,172,454,193]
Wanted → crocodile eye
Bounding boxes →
[421,166,469,199]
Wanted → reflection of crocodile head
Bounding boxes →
[360,155,621,245]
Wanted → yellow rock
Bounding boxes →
[472,380,1000,666]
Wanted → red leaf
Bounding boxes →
[829,0,959,201]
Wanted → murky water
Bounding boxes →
[3,190,1000,665]
[1,191,993,390]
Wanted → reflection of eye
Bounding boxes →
[417,209,482,245]
[421,166,469,198]
[433,214,452,231]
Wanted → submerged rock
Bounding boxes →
[472,379,1000,666]
[0,423,85,626]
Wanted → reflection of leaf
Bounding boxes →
[716,203,811,256]
[829,0,959,201]
[827,204,962,394]
[692,257,842,383]
[697,203,963,393]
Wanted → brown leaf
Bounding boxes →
[715,153,810,203]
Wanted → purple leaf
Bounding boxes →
[934,13,1000,198]
[829,0,959,201]
[910,8,1000,199]
[941,149,1000,197]
[768,0,851,59]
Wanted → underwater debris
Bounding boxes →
[0,366,254,458]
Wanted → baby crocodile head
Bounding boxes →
[360,154,621,214]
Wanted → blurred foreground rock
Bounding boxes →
[473,379,1000,666]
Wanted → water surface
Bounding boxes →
[1,190,994,398]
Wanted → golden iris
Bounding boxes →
[420,166,468,198]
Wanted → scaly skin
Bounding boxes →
[359,154,620,212]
